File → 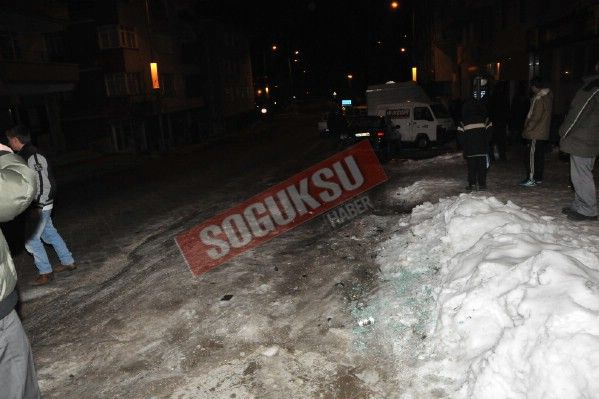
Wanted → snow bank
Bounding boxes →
[391,179,461,206]
[377,194,599,398]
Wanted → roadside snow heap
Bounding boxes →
[376,194,599,399]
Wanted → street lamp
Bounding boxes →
[272,44,278,51]
[390,1,399,10]
[400,47,406,53]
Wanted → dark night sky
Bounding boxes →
[196,1,415,96]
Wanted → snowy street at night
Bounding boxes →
[8,107,598,399]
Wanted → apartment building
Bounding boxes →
[425,0,599,113]
[0,1,78,152]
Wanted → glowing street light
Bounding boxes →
[272,44,278,51]
[400,47,406,53]
[390,1,399,10]
[294,50,300,55]
[347,74,353,80]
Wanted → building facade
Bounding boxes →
[64,0,254,153]
[1,0,255,154]
[424,0,599,114]
[0,1,78,152]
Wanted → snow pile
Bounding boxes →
[392,179,461,206]
[377,194,599,398]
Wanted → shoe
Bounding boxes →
[465,185,474,192]
[562,207,575,215]
[567,211,598,221]
[54,264,77,273]
[31,272,54,286]
[519,179,536,187]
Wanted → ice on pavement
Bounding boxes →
[376,194,599,398]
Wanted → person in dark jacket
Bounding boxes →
[6,125,77,286]
[559,61,599,221]
[458,98,493,191]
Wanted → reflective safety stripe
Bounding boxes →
[460,122,492,131]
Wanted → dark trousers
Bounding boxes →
[525,139,546,181]
[466,156,487,187]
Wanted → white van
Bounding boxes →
[372,102,456,148]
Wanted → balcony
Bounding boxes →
[0,50,78,95]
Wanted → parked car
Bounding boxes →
[371,101,456,148]
[339,115,400,162]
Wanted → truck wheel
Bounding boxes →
[416,135,430,149]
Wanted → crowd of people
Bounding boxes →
[457,61,599,222]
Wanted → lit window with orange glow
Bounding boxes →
[150,62,160,89]
[412,67,417,82]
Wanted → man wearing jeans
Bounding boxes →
[6,125,76,285]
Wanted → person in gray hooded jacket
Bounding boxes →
[559,61,599,221]
[0,142,41,398]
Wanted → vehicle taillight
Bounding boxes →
[376,131,385,137]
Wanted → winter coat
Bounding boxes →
[458,99,492,157]
[0,151,36,319]
[522,89,553,141]
[18,143,56,210]
[559,74,599,157]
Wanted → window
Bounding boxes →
[45,32,65,62]
[414,107,434,121]
[185,75,203,98]
[0,31,19,60]
[386,109,410,118]
[160,74,176,96]
[98,25,138,49]
[111,119,145,152]
[104,73,143,96]
[520,0,528,23]
[528,53,540,80]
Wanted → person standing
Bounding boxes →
[458,96,493,191]
[559,62,599,222]
[520,78,553,187]
[0,142,41,398]
[6,125,76,286]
